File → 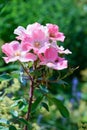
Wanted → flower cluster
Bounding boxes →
[2,22,71,70]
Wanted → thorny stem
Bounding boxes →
[24,76,34,130]
[19,62,34,130]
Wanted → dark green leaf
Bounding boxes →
[9,125,17,130]
[41,102,49,112]
[30,69,42,77]
[0,74,12,81]
[31,96,43,112]
[0,65,19,72]
[18,101,26,110]
[48,95,69,118]
[58,80,69,86]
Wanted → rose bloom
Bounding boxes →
[38,47,68,70]
[2,41,37,63]
[14,23,49,53]
[46,23,65,42]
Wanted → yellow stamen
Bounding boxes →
[34,42,40,48]
[50,33,55,38]
[15,51,21,56]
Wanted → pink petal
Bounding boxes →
[21,42,31,52]
[56,32,65,42]
[2,43,14,57]
[38,43,50,54]
[54,60,68,70]
[10,41,20,51]
[44,47,58,61]
[23,53,37,62]
[14,26,26,36]
[46,23,65,42]
[26,22,42,34]
[57,46,72,54]
[3,57,18,63]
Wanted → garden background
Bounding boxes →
[0,0,87,130]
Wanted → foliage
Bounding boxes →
[0,0,87,130]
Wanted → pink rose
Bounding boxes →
[2,41,37,63]
[46,23,65,42]
[39,47,68,70]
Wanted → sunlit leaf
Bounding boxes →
[11,71,20,79]
[0,126,8,130]
[10,110,18,117]
[0,118,9,125]
[22,105,28,113]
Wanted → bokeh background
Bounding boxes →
[0,0,87,130]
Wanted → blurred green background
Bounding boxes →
[0,0,87,130]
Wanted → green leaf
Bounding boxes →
[48,95,69,118]
[31,96,43,113]
[30,69,42,77]
[11,71,20,79]
[11,98,27,108]
[22,105,28,113]
[58,80,69,86]
[39,85,49,94]
[0,74,12,81]
[41,102,49,112]
[0,65,19,72]
[16,118,31,128]
[10,110,18,117]
[9,125,17,130]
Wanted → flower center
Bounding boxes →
[50,33,55,38]
[34,42,40,48]
[14,51,21,56]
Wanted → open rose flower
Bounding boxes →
[38,47,68,70]
[2,22,71,71]
[14,23,49,53]
[46,23,65,42]
[2,41,37,63]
